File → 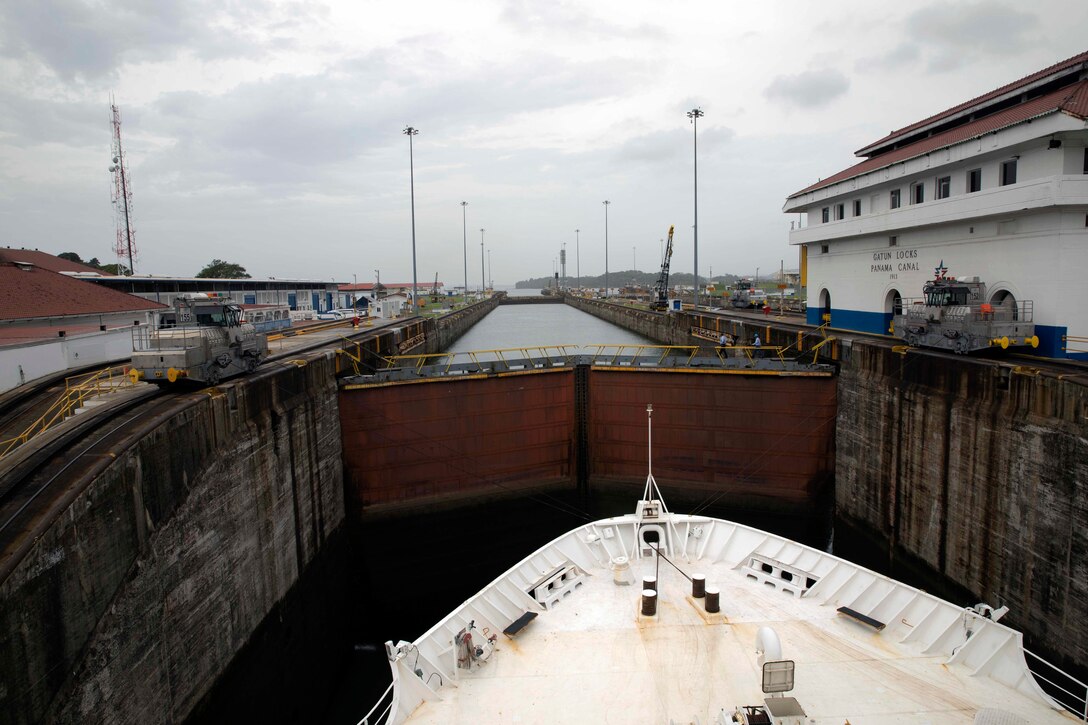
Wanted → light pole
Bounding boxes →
[461,201,468,305]
[575,229,580,288]
[403,125,420,312]
[632,246,636,271]
[603,200,610,297]
[488,248,492,290]
[480,228,486,297]
[687,107,703,309]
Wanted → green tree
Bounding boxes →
[58,251,84,263]
[97,263,131,275]
[196,259,251,278]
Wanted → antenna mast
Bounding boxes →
[109,98,137,275]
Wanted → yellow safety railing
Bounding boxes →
[584,344,699,366]
[711,345,787,365]
[0,366,135,461]
[465,345,581,369]
[369,346,583,374]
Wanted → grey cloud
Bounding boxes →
[855,43,920,73]
[614,126,736,166]
[904,1,1039,71]
[0,0,310,83]
[137,48,650,194]
[763,69,849,109]
[500,0,662,41]
[0,90,107,148]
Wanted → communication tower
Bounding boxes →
[108,98,137,275]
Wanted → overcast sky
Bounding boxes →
[1,1,1085,287]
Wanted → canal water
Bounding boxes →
[446,292,655,353]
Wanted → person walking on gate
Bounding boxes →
[753,332,762,359]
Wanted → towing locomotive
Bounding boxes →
[892,266,1038,354]
[129,294,269,384]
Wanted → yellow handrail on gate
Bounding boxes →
[0,366,135,461]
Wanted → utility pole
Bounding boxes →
[461,201,468,305]
[687,107,704,309]
[603,201,610,298]
[575,229,580,288]
[403,126,420,311]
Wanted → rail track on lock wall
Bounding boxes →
[697,305,1088,384]
[0,384,189,581]
[0,330,381,585]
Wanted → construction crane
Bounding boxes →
[431,272,440,302]
[650,225,675,311]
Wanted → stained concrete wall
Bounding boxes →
[0,355,344,725]
[836,341,1088,670]
[425,295,501,352]
[563,296,690,344]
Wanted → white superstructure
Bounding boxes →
[784,51,1088,360]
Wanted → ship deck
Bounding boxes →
[401,548,1074,724]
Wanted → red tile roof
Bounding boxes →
[789,79,1088,198]
[0,263,166,322]
[856,50,1088,156]
[0,247,103,274]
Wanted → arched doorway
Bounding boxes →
[884,288,902,334]
[989,290,1019,320]
[819,289,832,325]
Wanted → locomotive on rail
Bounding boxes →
[892,266,1038,354]
[129,294,269,384]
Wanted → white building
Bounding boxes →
[784,51,1088,360]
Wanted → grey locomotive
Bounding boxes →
[892,273,1038,354]
[129,294,269,384]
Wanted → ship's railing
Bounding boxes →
[1024,648,1088,721]
[355,681,394,725]
[0,366,134,461]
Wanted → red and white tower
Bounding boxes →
[108,99,137,275]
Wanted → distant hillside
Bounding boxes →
[516,271,743,289]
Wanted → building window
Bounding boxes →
[910,182,924,204]
[889,235,898,247]
[890,189,901,209]
[968,168,982,193]
[821,207,829,223]
[1000,159,1017,186]
[936,176,950,199]
[820,244,829,254]
[853,199,861,216]
[835,203,845,220]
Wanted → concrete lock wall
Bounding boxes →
[836,341,1088,670]
[0,356,344,725]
